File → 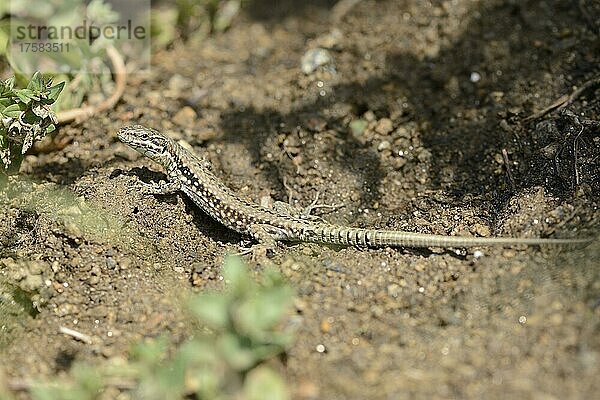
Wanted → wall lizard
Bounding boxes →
[117,125,591,249]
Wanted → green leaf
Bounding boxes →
[30,385,62,400]
[188,292,229,329]
[130,337,169,365]
[217,332,257,370]
[236,284,293,339]
[27,72,43,92]
[47,81,65,102]
[244,366,290,400]
[15,89,34,104]
[250,338,293,361]
[2,104,22,118]
[213,0,241,32]
[223,255,253,296]
[177,339,219,366]
[173,341,222,398]
[69,365,104,398]
[22,109,42,124]
[2,77,14,91]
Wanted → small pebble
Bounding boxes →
[472,223,491,237]
[105,257,117,270]
[377,140,391,151]
[320,319,331,333]
[375,118,393,135]
[301,48,334,74]
[119,257,132,270]
[172,106,197,128]
[387,283,401,297]
[364,111,376,121]
[167,74,191,93]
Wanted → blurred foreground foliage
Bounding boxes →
[152,0,242,48]
[1,256,294,400]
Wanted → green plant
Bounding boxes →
[133,255,294,399]
[173,0,241,41]
[188,256,294,370]
[0,72,64,174]
[2,0,126,118]
[8,256,294,400]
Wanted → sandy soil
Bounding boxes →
[1,0,599,399]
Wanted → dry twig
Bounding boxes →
[30,45,127,154]
[501,148,516,191]
[525,75,600,122]
[554,110,599,186]
[59,326,93,344]
[57,45,127,124]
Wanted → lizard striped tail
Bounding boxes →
[299,225,592,248]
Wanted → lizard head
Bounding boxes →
[118,125,171,162]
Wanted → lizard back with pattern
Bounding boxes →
[118,125,592,249]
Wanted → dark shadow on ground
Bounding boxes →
[218,106,386,208]
[28,157,86,185]
[217,0,599,220]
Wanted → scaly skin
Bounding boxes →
[117,125,592,249]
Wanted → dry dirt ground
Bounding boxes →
[1,0,599,399]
